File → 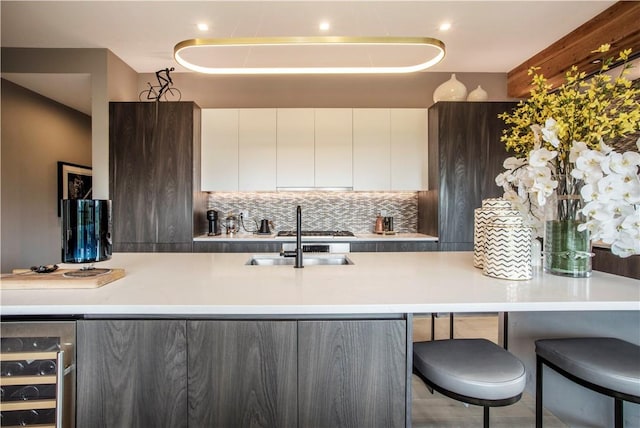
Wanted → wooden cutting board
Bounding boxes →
[0,268,125,289]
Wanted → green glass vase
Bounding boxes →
[544,219,592,277]
[543,178,592,277]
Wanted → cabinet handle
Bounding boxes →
[55,350,64,428]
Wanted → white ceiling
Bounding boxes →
[0,1,618,113]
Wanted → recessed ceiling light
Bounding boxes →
[197,23,209,32]
[439,22,452,31]
[319,21,330,31]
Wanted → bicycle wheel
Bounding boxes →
[163,87,182,102]
[139,89,156,101]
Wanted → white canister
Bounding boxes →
[483,215,532,280]
[473,198,518,268]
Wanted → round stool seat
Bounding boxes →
[413,338,526,401]
[536,337,640,398]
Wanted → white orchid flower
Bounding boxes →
[541,118,560,148]
[569,141,589,163]
[596,174,625,202]
[620,210,640,236]
[531,177,557,205]
[599,140,614,155]
[503,156,526,170]
[608,151,640,176]
[529,148,558,167]
[611,233,640,258]
[580,183,598,202]
[575,150,605,182]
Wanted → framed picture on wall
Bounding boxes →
[58,161,92,216]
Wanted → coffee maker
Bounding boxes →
[207,210,221,236]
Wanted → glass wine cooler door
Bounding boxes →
[1,322,75,428]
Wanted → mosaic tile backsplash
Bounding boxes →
[207,192,418,233]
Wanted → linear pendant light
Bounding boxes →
[174,36,445,74]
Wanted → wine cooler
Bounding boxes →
[1,322,75,428]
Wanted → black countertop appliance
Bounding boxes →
[207,210,221,236]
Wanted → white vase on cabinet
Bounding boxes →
[433,73,468,102]
[467,85,489,101]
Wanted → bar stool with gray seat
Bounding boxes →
[413,338,526,427]
[536,337,640,428]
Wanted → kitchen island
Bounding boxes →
[1,252,638,428]
[1,251,637,315]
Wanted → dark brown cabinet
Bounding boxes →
[420,101,516,251]
[298,320,407,428]
[76,320,188,428]
[77,318,408,428]
[187,320,298,427]
[109,102,205,252]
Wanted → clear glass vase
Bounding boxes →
[543,176,592,277]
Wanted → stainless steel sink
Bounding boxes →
[246,254,353,266]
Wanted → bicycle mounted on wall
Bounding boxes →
[139,67,182,101]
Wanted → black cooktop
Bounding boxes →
[276,230,355,237]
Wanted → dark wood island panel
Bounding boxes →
[76,320,188,428]
[298,320,407,428]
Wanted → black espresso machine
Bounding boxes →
[207,210,221,236]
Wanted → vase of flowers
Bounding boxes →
[544,175,592,276]
[496,44,640,277]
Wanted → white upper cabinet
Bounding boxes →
[390,109,426,190]
[202,108,425,192]
[238,109,277,191]
[353,109,391,191]
[201,109,239,191]
[277,109,315,188]
[315,109,353,188]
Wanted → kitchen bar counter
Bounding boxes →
[1,252,637,316]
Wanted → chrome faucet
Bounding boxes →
[279,205,304,268]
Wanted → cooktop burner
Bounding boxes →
[276,230,355,237]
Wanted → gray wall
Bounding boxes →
[1,79,92,272]
[1,47,139,200]
[139,71,512,108]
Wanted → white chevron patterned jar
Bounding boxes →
[473,198,518,268]
[483,215,532,280]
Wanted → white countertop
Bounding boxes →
[194,232,438,242]
[1,252,638,316]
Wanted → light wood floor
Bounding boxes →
[411,314,567,427]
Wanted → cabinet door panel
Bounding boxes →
[188,320,297,428]
[298,320,406,428]
[428,102,513,244]
[110,103,156,243]
[277,109,315,187]
[110,102,196,249]
[201,109,239,191]
[315,109,353,187]
[391,109,426,190]
[239,109,277,191]
[77,320,187,428]
[353,109,391,190]
[152,103,194,243]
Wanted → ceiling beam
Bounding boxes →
[507,1,640,98]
